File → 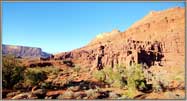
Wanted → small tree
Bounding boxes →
[2,55,25,89]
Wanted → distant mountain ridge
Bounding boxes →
[2,44,52,58]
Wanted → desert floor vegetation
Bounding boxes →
[2,55,185,99]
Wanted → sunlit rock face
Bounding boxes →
[55,7,185,68]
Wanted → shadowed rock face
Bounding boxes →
[2,44,52,58]
[55,7,185,68]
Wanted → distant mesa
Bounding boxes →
[2,44,52,58]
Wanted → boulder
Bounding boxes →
[11,92,37,99]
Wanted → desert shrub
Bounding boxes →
[23,66,60,88]
[174,75,184,82]
[2,55,25,89]
[93,70,106,82]
[144,66,184,92]
[73,65,81,76]
[93,65,125,88]
[73,65,81,73]
[125,64,145,98]
[106,68,125,88]
[93,65,126,88]
[126,77,136,99]
[103,65,127,88]
[114,64,126,74]
[93,63,148,98]
[102,67,114,84]
[111,80,125,88]
[112,65,126,88]
[135,80,146,90]
[24,68,47,87]
[172,70,184,83]
[151,70,170,92]
[38,66,60,75]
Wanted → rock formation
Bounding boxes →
[55,7,185,69]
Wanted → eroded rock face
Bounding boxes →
[55,7,185,68]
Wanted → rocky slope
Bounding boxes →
[55,7,185,69]
[2,44,52,58]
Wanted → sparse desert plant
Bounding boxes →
[93,63,154,98]
[114,64,126,74]
[36,66,60,75]
[73,65,81,73]
[105,64,127,88]
[109,70,125,88]
[93,63,155,98]
[151,70,170,92]
[126,76,137,99]
[23,68,47,87]
[23,66,60,88]
[92,70,106,82]
[102,67,114,84]
[73,65,81,76]
[2,55,25,89]
[172,70,184,83]
[125,64,145,98]
[99,65,126,88]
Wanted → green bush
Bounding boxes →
[23,66,60,87]
[102,67,114,84]
[2,55,25,89]
[93,65,126,88]
[93,70,106,82]
[125,64,145,98]
[92,63,150,98]
[24,68,47,87]
[38,66,60,75]
[73,65,81,76]
[73,66,81,72]
[104,67,125,88]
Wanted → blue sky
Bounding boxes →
[2,2,185,54]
